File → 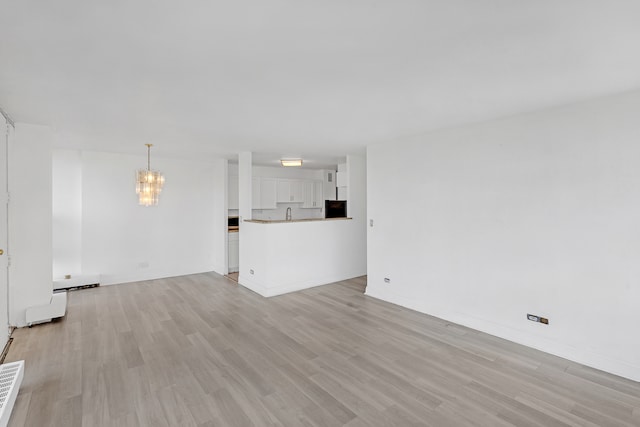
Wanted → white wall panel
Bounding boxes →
[367,90,640,381]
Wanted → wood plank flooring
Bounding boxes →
[6,272,640,426]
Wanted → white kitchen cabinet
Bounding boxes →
[302,180,323,208]
[276,180,290,203]
[323,170,337,201]
[228,232,239,273]
[252,177,261,208]
[336,171,348,188]
[291,180,304,202]
[313,181,323,207]
[228,175,239,210]
[261,178,277,209]
[277,179,304,203]
[253,177,277,209]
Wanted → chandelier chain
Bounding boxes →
[146,143,152,170]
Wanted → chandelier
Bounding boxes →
[136,144,165,206]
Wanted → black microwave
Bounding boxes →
[325,200,347,218]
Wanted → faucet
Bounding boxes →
[286,207,292,221]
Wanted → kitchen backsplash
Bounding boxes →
[251,203,323,221]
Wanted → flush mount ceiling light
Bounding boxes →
[136,144,165,206]
[280,159,303,167]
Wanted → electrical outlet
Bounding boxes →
[384,277,391,283]
[527,313,549,325]
[369,219,374,227]
[250,269,254,275]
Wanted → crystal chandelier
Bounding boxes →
[136,144,165,206]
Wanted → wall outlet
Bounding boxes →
[527,313,549,325]
[384,277,391,283]
[369,219,374,227]
[250,269,254,275]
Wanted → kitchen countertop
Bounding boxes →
[245,217,352,224]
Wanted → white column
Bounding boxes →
[211,157,228,275]
[238,152,252,221]
[8,123,53,327]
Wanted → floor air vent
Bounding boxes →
[0,360,24,427]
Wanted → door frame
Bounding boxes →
[0,110,14,354]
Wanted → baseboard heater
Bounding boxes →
[0,360,25,427]
[53,274,100,291]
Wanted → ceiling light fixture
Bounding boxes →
[136,144,165,206]
[281,159,303,167]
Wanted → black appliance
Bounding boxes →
[228,216,239,229]
[325,200,347,218]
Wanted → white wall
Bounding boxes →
[366,90,640,381]
[9,123,53,327]
[211,158,228,275]
[52,149,226,285]
[52,150,82,278]
[346,154,367,272]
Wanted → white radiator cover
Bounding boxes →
[53,274,100,291]
[0,360,25,427]
[25,292,67,326]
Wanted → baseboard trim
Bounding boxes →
[0,337,13,364]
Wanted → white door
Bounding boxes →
[0,120,10,351]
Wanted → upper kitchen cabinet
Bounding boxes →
[302,180,323,208]
[323,170,337,201]
[276,179,304,203]
[253,177,277,210]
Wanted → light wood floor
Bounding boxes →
[6,273,640,426]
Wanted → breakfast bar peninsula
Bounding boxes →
[238,217,363,297]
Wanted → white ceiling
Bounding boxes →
[1,1,640,166]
